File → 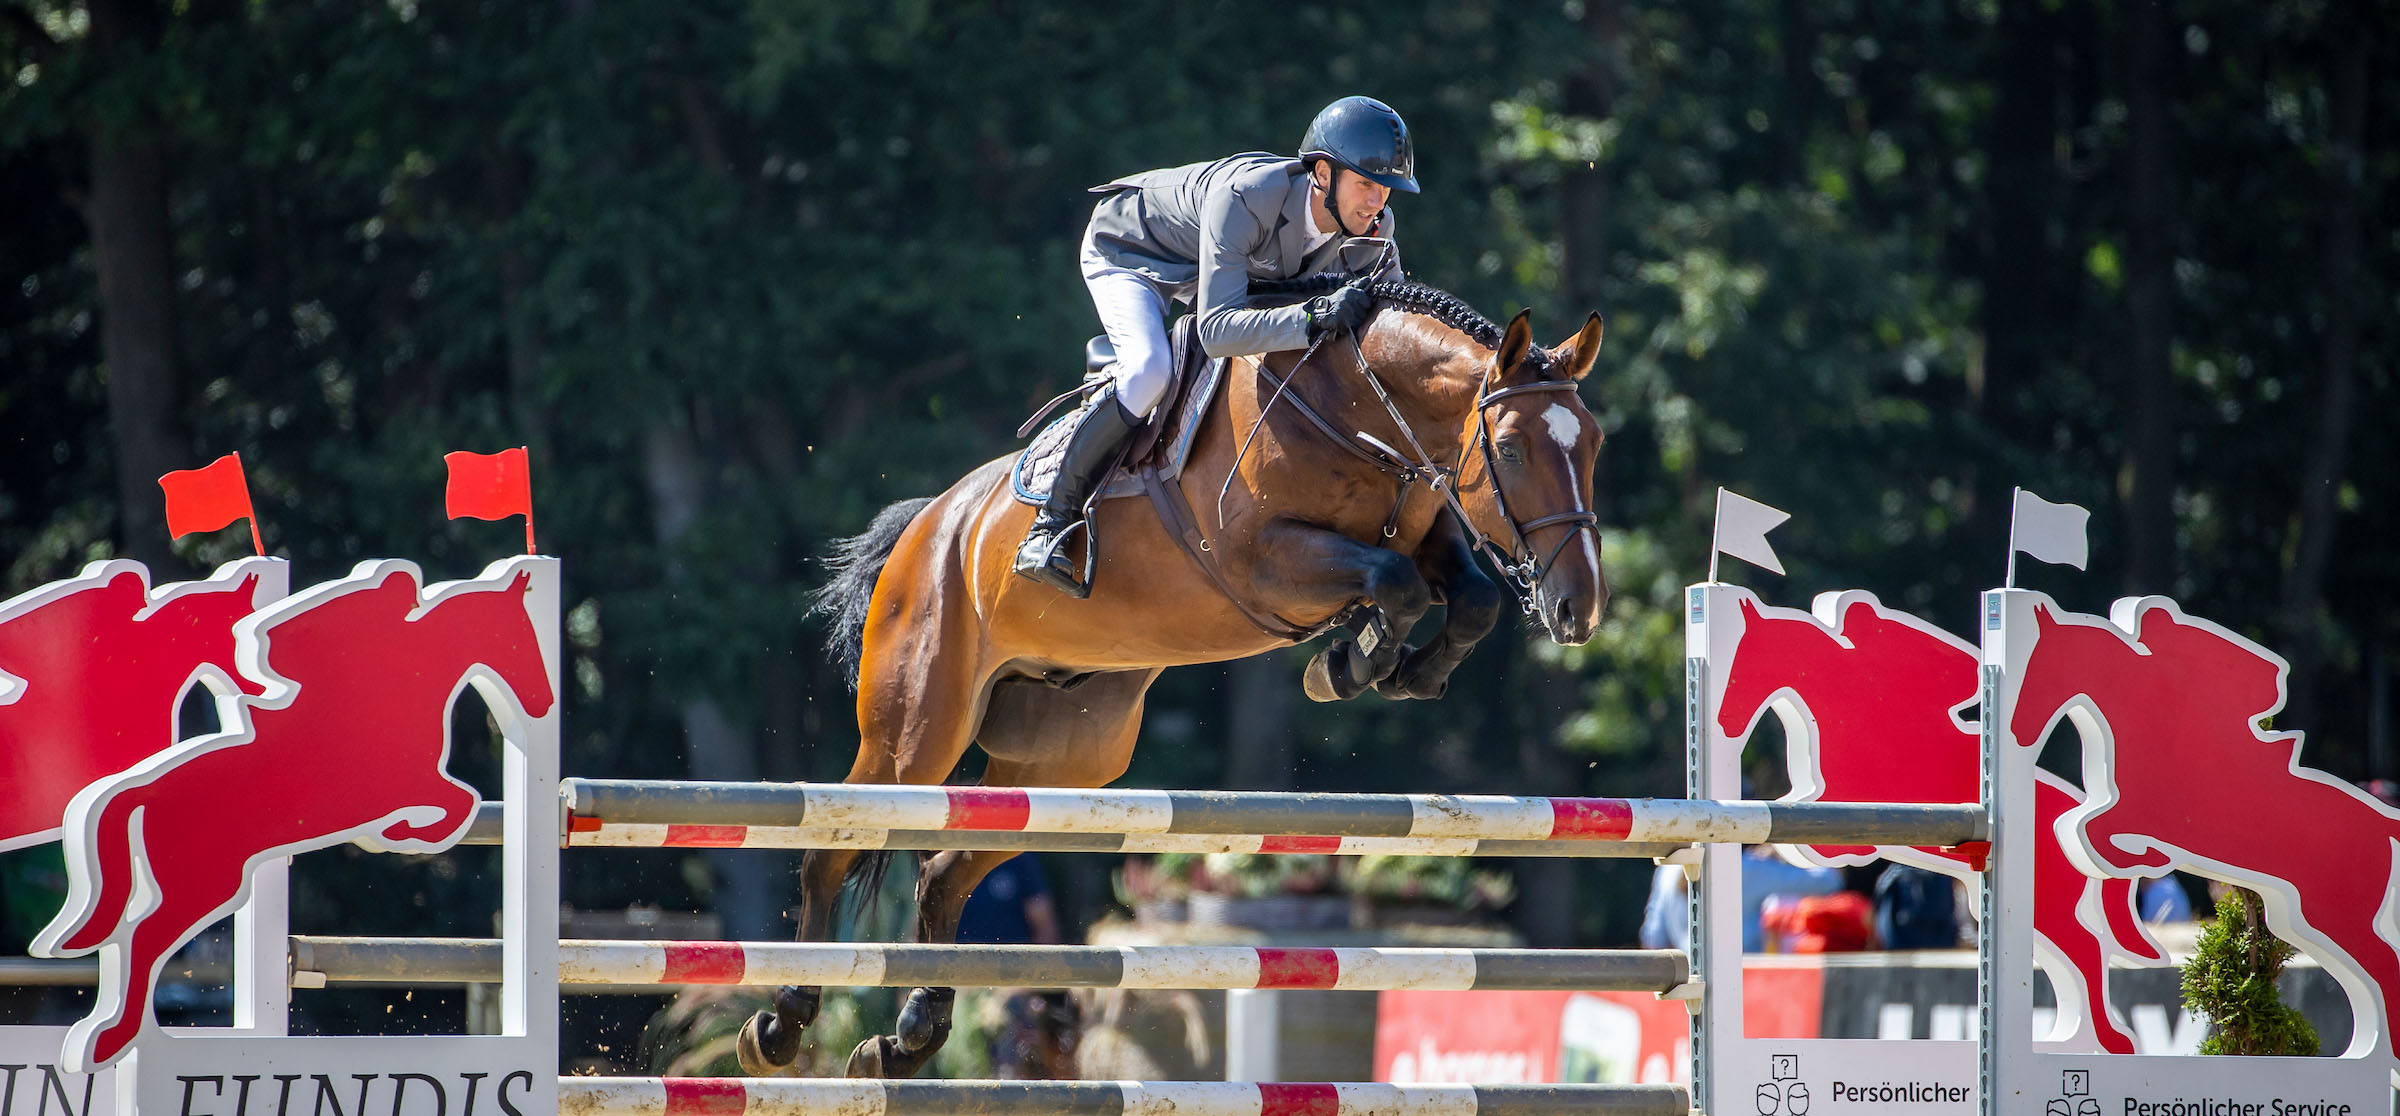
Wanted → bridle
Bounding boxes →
[1458,374,1602,614]
[1224,270,1602,617]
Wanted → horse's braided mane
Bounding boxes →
[1249,275,1545,372]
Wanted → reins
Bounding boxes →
[1459,375,1601,615]
[1334,331,1598,617]
[1227,265,1602,617]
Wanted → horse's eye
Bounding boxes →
[1497,438,1525,465]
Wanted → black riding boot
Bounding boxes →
[1014,391,1141,597]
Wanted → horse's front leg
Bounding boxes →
[1250,520,1433,702]
[1376,510,1504,701]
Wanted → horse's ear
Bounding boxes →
[1552,312,1605,381]
[1496,309,1534,377]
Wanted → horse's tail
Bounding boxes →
[839,848,907,932]
[808,497,935,690]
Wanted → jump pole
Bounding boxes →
[560,778,1986,848]
[285,938,1689,993]
[557,1078,1692,1116]
[460,803,1686,858]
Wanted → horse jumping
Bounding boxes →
[739,284,1610,1076]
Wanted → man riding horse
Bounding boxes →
[739,98,1611,1080]
[1015,95,1418,594]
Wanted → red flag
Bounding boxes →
[445,447,535,553]
[158,453,261,553]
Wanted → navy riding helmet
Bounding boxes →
[1299,96,1419,194]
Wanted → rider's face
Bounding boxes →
[1314,165,1392,237]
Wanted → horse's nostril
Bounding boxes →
[1549,596,1575,631]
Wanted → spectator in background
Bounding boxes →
[1638,862,1688,950]
[1873,863,1963,949]
[1638,846,1843,952]
[1738,847,1842,951]
[955,853,1061,945]
[954,854,1077,1079]
[2138,876,2193,924]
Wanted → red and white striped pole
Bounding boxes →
[557,1078,1690,1116]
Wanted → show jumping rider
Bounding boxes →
[1014,96,1419,594]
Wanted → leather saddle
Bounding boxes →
[1011,317,1226,507]
[1006,320,1328,642]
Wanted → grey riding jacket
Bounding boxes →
[1086,152,1405,358]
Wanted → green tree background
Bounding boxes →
[0,0,2392,976]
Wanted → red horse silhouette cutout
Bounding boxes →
[0,560,280,852]
[31,560,554,1070]
[2012,598,2400,1058]
[1716,592,2164,1053]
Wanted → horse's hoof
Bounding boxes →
[845,1034,896,1078]
[1303,643,1373,702]
[1375,671,1447,701]
[848,1030,949,1079]
[893,986,956,1054]
[736,1010,796,1076]
[1373,646,1445,700]
[1303,652,1341,702]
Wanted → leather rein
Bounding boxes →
[1206,280,1601,628]
[1334,331,1600,619]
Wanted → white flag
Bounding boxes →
[2010,487,2090,571]
[1713,488,1789,578]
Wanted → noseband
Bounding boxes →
[1289,327,1601,617]
[1464,377,1602,613]
[1217,272,1604,628]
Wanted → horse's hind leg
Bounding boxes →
[740,534,996,1076]
[735,844,861,1074]
[838,847,998,1079]
[845,671,1154,1079]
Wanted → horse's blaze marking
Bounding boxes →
[1541,401,1580,450]
[1548,798,1634,839]
[1258,1082,1341,1116]
[945,787,1031,830]
[567,814,602,833]
[1254,947,1341,989]
[1259,835,1343,853]
[664,824,748,848]
[661,1078,746,1115]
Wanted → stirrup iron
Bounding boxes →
[1016,517,1099,599]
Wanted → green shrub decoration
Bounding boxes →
[2180,888,2318,1057]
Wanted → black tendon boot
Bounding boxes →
[1014,389,1141,597]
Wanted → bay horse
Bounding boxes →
[738,281,1610,1077]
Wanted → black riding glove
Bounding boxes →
[1305,286,1376,341]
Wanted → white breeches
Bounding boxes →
[1080,233,1175,419]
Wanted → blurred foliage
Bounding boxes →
[1345,855,1517,911]
[1116,852,1340,903]
[0,0,2393,967]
